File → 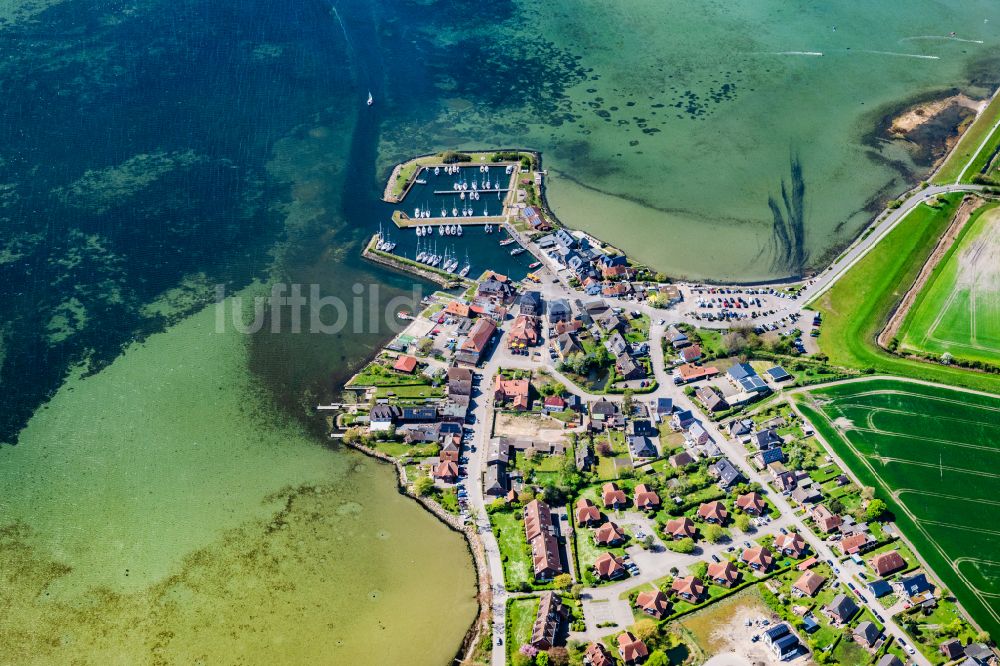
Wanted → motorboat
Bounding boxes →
[456,225,463,236]
[367,91,373,106]
[434,166,440,175]
[510,247,525,256]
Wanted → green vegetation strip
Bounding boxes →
[934,93,1000,184]
[793,378,1000,640]
[809,193,1000,394]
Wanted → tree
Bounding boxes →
[511,651,534,666]
[553,573,572,590]
[646,650,670,666]
[535,651,550,666]
[692,561,709,579]
[342,427,365,445]
[596,441,612,457]
[828,497,845,515]
[414,476,435,497]
[702,523,725,544]
[865,499,888,522]
[417,337,434,355]
[975,630,992,644]
[735,514,752,533]
[632,618,658,642]
[547,647,569,666]
[668,537,695,554]
[860,486,875,501]
[622,389,635,416]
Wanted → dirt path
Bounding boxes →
[877,195,984,348]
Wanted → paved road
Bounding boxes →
[800,183,983,305]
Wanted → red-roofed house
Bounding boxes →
[697,501,729,525]
[837,533,874,555]
[675,363,720,384]
[575,498,602,526]
[460,318,496,364]
[393,355,418,373]
[494,376,530,410]
[594,522,627,547]
[602,482,627,509]
[543,395,567,412]
[617,632,648,664]
[793,571,827,597]
[508,315,539,348]
[595,552,627,580]
[811,504,843,533]
[707,560,741,587]
[775,532,808,558]
[736,492,766,515]
[445,300,471,318]
[584,642,614,666]
[633,484,661,511]
[635,589,671,619]
[671,576,707,603]
[665,517,697,540]
[433,460,459,482]
[680,345,702,363]
[870,550,906,577]
[742,546,775,572]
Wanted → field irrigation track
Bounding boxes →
[898,206,1000,366]
[791,378,1000,639]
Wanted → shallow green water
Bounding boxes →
[380,0,1000,280]
[0,298,477,664]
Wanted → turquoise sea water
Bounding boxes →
[2,0,1000,661]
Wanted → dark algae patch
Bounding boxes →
[0,0,354,442]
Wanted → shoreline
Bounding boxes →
[338,437,492,666]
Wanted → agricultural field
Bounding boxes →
[793,378,1000,640]
[808,193,1000,395]
[897,206,1000,367]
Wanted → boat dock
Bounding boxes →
[391,211,508,228]
[431,188,510,195]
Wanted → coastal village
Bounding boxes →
[334,152,998,666]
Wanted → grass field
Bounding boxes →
[793,377,1000,640]
[505,596,539,661]
[933,93,1000,184]
[808,193,1000,395]
[897,206,1000,366]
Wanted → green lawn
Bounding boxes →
[933,93,1000,184]
[373,440,440,459]
[808,193,1000,395]
[490,509,535,590]
[505,596,539,659]
[373,384,443,400]
[896,204,1000,367]
[793,377,1000,640]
